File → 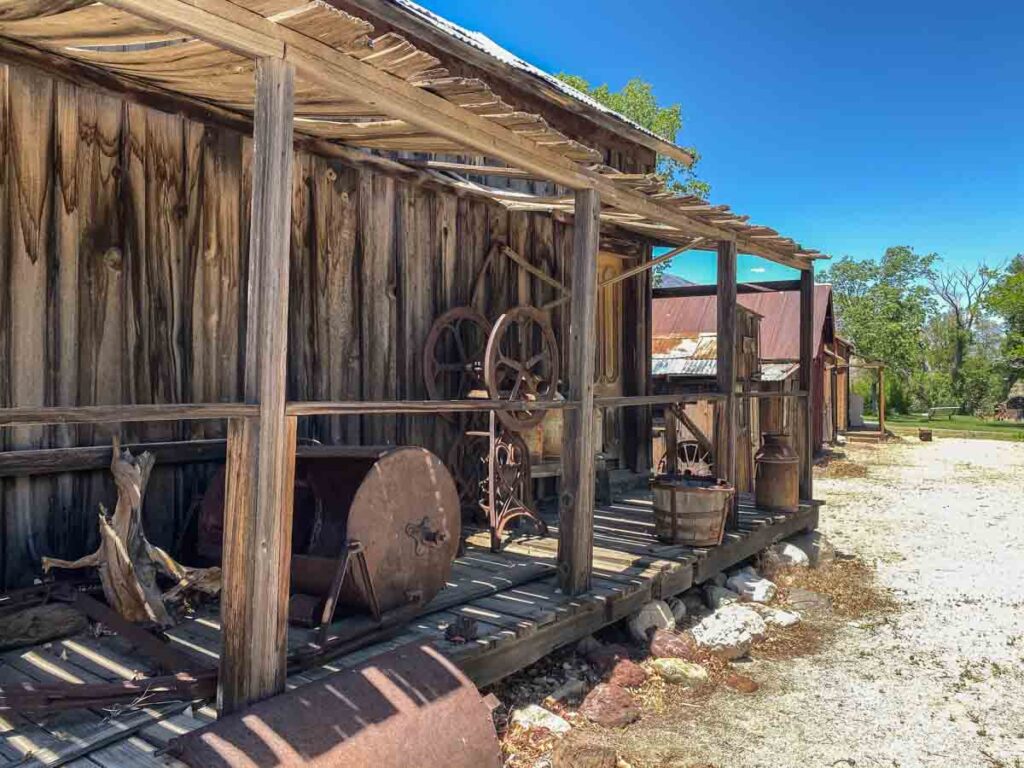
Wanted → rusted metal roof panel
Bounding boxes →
[652,285,833,361]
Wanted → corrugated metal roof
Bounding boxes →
[760,362,799,382]
[387,0,690,159]
[652,358,717,377]
[652,285,834,361]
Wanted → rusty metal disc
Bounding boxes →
[483,306,559,432]
[423,306,493,407]
[341,447,461,611]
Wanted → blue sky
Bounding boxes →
[423,0,1024,283]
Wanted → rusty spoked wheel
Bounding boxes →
[483,306,559,432]
[658,440,714,477]
[423,307,493,414]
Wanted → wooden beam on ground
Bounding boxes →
[798,268,815,499]
[558,189,600,596]
[219,57,297,716]
[715,240,738,515]
[97,0,810,268]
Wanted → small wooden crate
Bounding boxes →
[651,475,733,547]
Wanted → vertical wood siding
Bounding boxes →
[0,62,649,587]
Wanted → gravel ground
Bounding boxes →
[673,437,1024,767]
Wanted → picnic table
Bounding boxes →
[927,406,957,420]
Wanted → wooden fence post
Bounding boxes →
[715,240,738,511]
[219,57,296,715]
[558,188,599,596]
[798,268,814,499]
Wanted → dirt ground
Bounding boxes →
[505,438,1024,768]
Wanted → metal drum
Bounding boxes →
[754,433,800,513]
[198,446,461,622]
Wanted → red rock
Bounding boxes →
[607,659,648,688]
[579,683,641,727]
[725,673,760,693]
[649,628,701,661]
[584,643,631,673]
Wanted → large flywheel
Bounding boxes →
[483,306,559,432]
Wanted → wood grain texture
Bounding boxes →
[799,268,814,499]
[715,240,738,511]
[558,188,599,595]
[219,57,296,715]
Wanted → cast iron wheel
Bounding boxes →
[483,306,559,432]
[423,307,493,408]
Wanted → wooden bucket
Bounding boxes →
[651,475,733,547]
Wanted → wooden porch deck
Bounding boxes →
[0,496,818,767]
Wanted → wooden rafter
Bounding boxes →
[0,0,824,268]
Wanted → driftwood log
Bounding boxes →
[41,439,221,626]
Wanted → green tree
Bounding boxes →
[555,74,709,199]
[988,254,1024,377]
[822,247,937,389]
[927,261,1001,399]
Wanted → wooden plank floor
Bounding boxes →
[0,496,817,767]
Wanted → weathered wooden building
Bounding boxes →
[0,1,828,762]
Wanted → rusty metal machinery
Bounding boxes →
[170,642,501,768]
[483,306,560,432]
[422,306,492,408]
[658,440,714,477]
[198,446,460,635]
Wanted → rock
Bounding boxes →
[608,659,648,688]
[691,605,767,660]
[787,531,836,568]
[548,677,587,703]
[651,658,708,686]
[665,596,687,622]
[579,684,641,727]
[648,628,702,661]
[511,704,571,736]
[710,572,728,587]
[750,604,801,627]
[627,599,675,642]
[576,635,603,657]
[786,587,833,614]
[552,740,618,768]
[724,673,760,693]
[725,567,777,603]
[680,588,706,616]
[585,643,631,674]
[703,584,741,609]
[769,542,810,568]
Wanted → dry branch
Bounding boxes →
[41,439,221,626]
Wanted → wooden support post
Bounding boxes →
[219,58,296,715]
[798,268,814,500]
[558,189,600,596]
[715,240,738,515]
[830,365,839,441]
[664,406,678,473]
[878,366,886,435]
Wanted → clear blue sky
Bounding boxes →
[423,0,1024,283]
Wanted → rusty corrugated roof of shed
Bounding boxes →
[652,284,834,360]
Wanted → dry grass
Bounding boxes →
[754,620,828,661]
[818,459,869,478]
[774,558,899,619]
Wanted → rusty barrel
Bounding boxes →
[171,642,501,768]
[754,432,800,513]
[651,474,733,547]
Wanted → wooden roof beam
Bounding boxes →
[97,0,814,269]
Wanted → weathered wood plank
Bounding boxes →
[218,57,297,715]
[799,268,815,498]
[558,188,600,595]
[715,239,738,516]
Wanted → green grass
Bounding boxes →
[882,413,1024,442]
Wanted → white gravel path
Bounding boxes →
[678,438,1024,768]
